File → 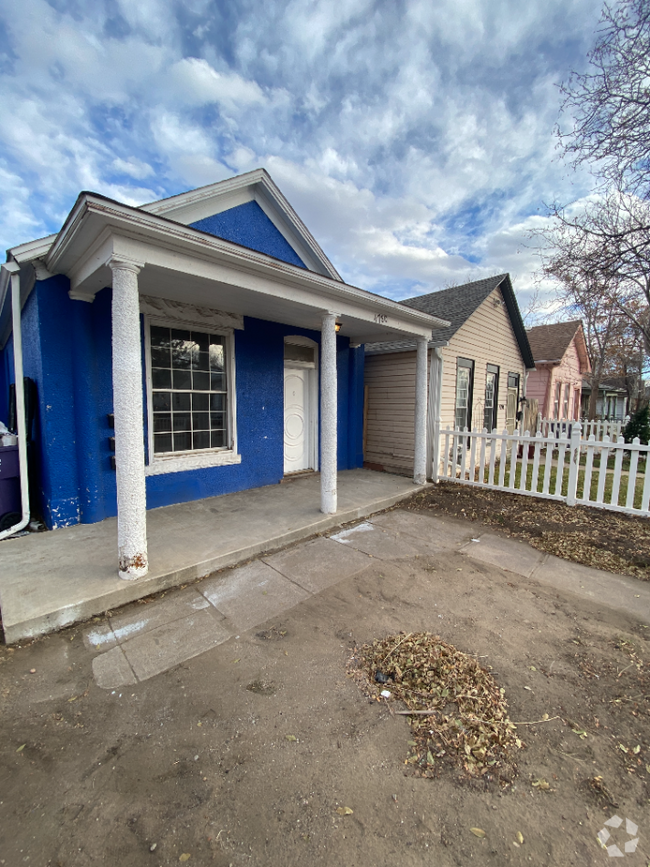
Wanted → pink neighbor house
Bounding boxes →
[526,321,591,420]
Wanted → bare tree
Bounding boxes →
[542,193,650,352]
[602,305,647,411]
[536,0,650,401]
[558,0,650,198]
[541,251,625,417]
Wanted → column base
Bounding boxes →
[320,493,337,515]
[118,553,149,581]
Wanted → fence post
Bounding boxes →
[566,422,581,506]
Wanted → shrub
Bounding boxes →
[623,405,650,445]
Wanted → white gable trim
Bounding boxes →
[7,234,57,264]
[141,169,266,219]
[139,169,341,281]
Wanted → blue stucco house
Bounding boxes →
[0,169,442,578]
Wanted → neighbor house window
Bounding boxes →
[553,382,561,419]
[563,384,570,419]
[455,358,474,430]
[148,323,231,455]
[483,364,499,431]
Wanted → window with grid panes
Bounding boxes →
[454,358,474,431]
[483,364,499,431]
[150,325,228,455]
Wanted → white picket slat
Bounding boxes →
[626,439,640,510]
[580,435,596,504]
[596,437,610,505]
[610,436,624,507]
[435,423,649,519]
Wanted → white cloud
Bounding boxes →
[0,0,606,308]
[112,157,155,181]
[168,58,266,109]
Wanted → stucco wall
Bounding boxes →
[8,279,364,528]
[20,277,82,528]
[190,201,307,269]
[146,318,361,511]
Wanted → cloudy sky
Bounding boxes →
[0,0,604,317]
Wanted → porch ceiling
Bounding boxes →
[44,193,449,344]
[127,264,433,342]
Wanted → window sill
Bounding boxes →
[145,450,242,476]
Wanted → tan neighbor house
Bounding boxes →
[364,274,535,477]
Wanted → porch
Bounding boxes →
[0,468,424,643]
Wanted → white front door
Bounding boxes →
[284,367,311,473]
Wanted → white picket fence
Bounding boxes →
[437,422,649,517]
[537,417,629,441]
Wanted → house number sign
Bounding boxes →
[374,314,388,324]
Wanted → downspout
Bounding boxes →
[0,261,30,540]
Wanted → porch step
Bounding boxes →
[0,469,427,643]
[280,470,320,483]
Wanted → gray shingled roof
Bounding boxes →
[526,320,582,363]
[366,274,535,368]
[400,274,508,343]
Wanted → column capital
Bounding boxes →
[68,288,97,303]
[107,255,144,275]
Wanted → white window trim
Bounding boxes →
[143,313,240,476]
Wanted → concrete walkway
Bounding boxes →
[81,508,650,691]
[0,469,424,643]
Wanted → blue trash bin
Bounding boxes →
[0,444,22,531]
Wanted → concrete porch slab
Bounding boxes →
[0,469,423,643]
[330,521,425,560]
[459,532,547,578]
[263,536,371,593]
[369,509,477,549]
[199,561,310,632]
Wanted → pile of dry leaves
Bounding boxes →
[350,631,522,782]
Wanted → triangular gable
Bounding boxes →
[189,200,306,269]
[397,274,535,368]
[527,320,591,373]
[140,168,341,280]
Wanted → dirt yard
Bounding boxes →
[407,480,650,580]
[0,506,649,866]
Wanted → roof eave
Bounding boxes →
[46,193,450,335]
[498,274,536,369]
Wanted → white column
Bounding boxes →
[427,347,444,482]
[109,257,148,580]
[320,312,338,514]
[414,336,429,485]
